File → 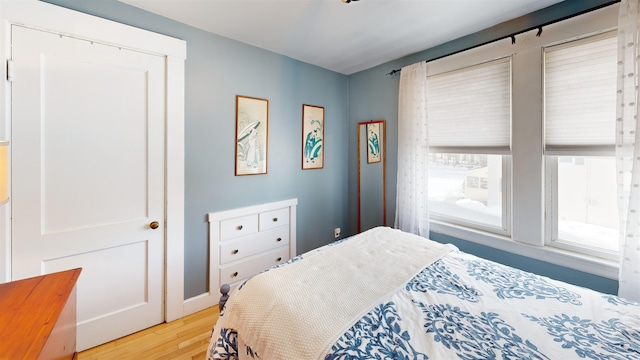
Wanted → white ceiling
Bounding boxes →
[120,0,564,75]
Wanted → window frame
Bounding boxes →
[541,31,619,261]
[426,56,513,236]
[424,3,620,280]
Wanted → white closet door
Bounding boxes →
[11,25,166,351]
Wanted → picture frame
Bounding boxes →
[301,104,324,170]
[367,122,382,164]
[236,95,268,176]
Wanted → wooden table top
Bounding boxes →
[0,268,81,359]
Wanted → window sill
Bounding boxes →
[430,220,619,280]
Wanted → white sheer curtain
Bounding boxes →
[394,62,429,237]
[616,0,640,302]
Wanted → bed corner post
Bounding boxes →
[219,284,230,311]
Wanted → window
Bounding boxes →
[429,153,505,230]
[422,4,621,277]
[553,157,618,253]
[427,58,511,233]
[467,176,479,188]
[544,32,619,258]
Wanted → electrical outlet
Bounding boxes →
[334,227,341,239]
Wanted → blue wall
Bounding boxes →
[429,233,618,294]
[346,0,620,294]
[43,0,619,297]
[43,0,349,298]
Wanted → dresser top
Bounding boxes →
[0,268,81,359]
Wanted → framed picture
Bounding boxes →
[301,104,324,170]
[236,95,268,175]
[367,122,381,164]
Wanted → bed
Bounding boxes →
[207,226,640,360]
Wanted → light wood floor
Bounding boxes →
[78,306,220,360]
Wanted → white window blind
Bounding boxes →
[427,57,511,154]
[544,32,617,155]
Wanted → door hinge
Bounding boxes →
[6,59,14,82]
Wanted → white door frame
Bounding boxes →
[0,0,187,322]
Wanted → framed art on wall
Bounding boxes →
[302,104,324,170]
[236,95,268,175]
[367,122,381,164]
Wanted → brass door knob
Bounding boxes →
[150,221,160,229]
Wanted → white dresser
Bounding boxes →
[208,199,297,291]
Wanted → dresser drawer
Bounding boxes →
[220,214,258,240]
[219,247,290,285]
[259,207,289,231]
[208,199,298,294]
[219,227,289,265]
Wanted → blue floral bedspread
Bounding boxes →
[208,245,640,360]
